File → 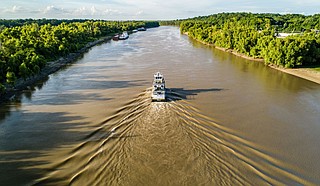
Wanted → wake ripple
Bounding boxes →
[32,88,313,186]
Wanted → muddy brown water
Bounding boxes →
[1,26,320,185]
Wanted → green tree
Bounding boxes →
[6,71,16,85]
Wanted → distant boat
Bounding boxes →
[112,34,119,41]
[132,29,138,33]
[137,27,147,31]
[151,72,166,101]
[119,31,129,40]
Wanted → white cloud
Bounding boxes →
[11,5,21,13]
[90,6,97,15]
[74,6,87,15]
[69,5,127,19]
[103,8,122,16]
[0,0,320,20]
[3,5,24,13]
[136,10,143,16]
[43,6,67,14]
[41,5,72,18]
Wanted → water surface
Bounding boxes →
[1,26,320,185]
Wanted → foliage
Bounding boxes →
[0,20,159,85]
[0,83,5,94]
[145,21,160,28]
[178,13,320,68]
[160,20,182,26]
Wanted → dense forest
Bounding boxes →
[162,13,320,69]
[0,20,159,94]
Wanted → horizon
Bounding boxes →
[1,0,320,20]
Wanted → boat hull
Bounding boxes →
[118,35,129,40]
[112,35,119,41]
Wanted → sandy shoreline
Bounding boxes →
[185,33,320,85]
[271,67,320,84]
[0,36,113,103]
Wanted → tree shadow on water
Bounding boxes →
[166,87,224,102]
[0,111,90,186]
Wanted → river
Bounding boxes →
[1,26,320,185]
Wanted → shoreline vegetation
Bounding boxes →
[0,36,112,102]
[185,32,320,84]
[0,20,160,102]
[164,12,320,84]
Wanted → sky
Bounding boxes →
[0,0,320,20]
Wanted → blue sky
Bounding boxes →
[1,0,320,20]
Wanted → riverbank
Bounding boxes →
[185,32,320,85]
[215,45,320,84]
[271,66,320,84]
[0,35,113,103]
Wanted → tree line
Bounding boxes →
[181,13,320,32]
[162,13,320,69]
[0,19,89,28]
[0,20,159,94]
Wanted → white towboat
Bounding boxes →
[152,72,166,101]
[119,31,129,40]
[138,27,147,31]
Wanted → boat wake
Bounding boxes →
[32,88,313,185]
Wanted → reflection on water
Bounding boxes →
[0,26,320,185]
